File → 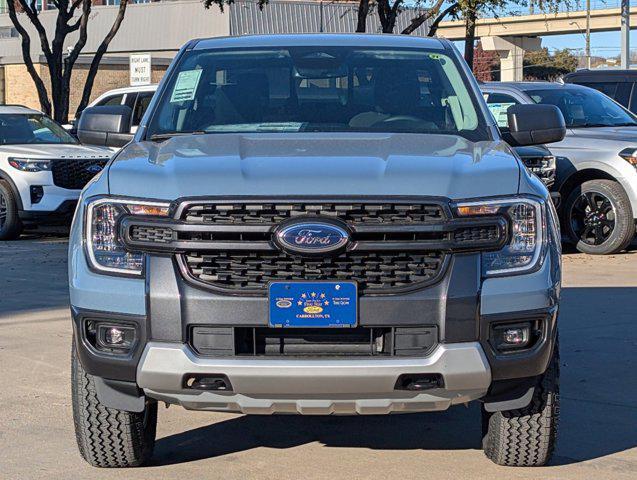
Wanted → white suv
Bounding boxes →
[0,105,112,239]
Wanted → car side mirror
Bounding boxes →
[77,105,134,148]
[504,104,566,147]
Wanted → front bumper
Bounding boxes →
[137,341,491,414]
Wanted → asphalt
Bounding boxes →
[0,235,636,480]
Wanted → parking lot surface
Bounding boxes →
[0,235,636,480]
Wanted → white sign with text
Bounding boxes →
[130,54,152,86]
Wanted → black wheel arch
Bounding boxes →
[557,168,619,208]
[0,168,24,211]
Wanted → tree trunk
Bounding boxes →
[76,0,129,118]
[356,0,369,33]
[464,6,478,70]
[6,2,51,115]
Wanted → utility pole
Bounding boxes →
[586,0,591,69]
[621,0,630,69]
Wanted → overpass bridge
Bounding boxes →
[437,1,635,80]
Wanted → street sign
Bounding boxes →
[130,53,151,86]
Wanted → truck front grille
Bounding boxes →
[183,250,446,293]
[51,158,108,190]
[183,202,445,225]
[120,198,508,296]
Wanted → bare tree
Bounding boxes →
[7,0,130,123]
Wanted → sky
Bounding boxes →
[543,31,637,58]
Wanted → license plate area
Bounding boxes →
[269,281,357,328]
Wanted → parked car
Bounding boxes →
[564,69,637,114]
[70,34,565,468]
[0,105,112,240]
[66,85,158,138]
[482,82,637,254]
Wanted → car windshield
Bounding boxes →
[527,87,637,128]
[0,113,77,145]
[146,46,488,141]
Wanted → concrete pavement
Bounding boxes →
[0,236,636,479]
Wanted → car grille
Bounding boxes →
[183,250,446,292]
[183,202,445,224]
[51,158,108,190]
[520,155,556,188]
[121,198,508,296]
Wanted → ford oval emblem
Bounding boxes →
[275,222,349,254]
[86,164,103,174]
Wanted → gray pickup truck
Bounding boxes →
[69,34,565,469]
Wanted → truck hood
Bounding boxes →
[107,133,520,201]
[569,126,637,145]
[0,143,112,159]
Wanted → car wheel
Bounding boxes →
[0,180,22,240]
[482,343,560,467]
[563,179,635,255]
[71,345,157,467]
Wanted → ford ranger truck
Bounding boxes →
[69,34,565,469]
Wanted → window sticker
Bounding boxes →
[170,69,203,103]
[487,102,516,128]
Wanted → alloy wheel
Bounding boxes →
[0,190,6,229]
[569,191,616,246]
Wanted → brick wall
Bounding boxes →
[2,61,168,118]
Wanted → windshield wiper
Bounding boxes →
[148,131,207,142]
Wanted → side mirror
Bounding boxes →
[505,104,566,147]
[77,105,134,148]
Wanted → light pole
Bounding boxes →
[585,0,591,69]
[621,0,630,69]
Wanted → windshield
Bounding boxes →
[527,87,637,128]
[146,46,488,141]
[0,113,77,145]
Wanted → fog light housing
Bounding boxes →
[30,186,44,204]
[491,322,532,351]
[85,320,137,353]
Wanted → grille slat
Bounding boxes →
[183,251,446,294]
[51,158,108,190]
[183,202,445,225]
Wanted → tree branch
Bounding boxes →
[63,0,91,83]
[6,2,51,114]
[426,2,460,37]
[401,0,448,35]
[76,0,130,116]
[18,0,53,59]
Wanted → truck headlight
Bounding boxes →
[8,157,51,172]
[85,197,170,276]
[456,197,546,276]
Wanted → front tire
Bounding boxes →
[563,179,634,255]
[71,345,157,467]
[0,180,22,240]
[482,345,560,467]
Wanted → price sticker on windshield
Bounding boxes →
[170,69,203,103]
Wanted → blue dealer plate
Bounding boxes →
[269,281,357,328]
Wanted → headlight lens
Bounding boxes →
[8,157,51,172]
[619,148,637,167]
[85,198,170,275]
[456,197,546,276]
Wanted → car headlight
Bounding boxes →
[85,197,170,276]
[619,148,637,167]
[456,197,547,276]
[8,157,51,172]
